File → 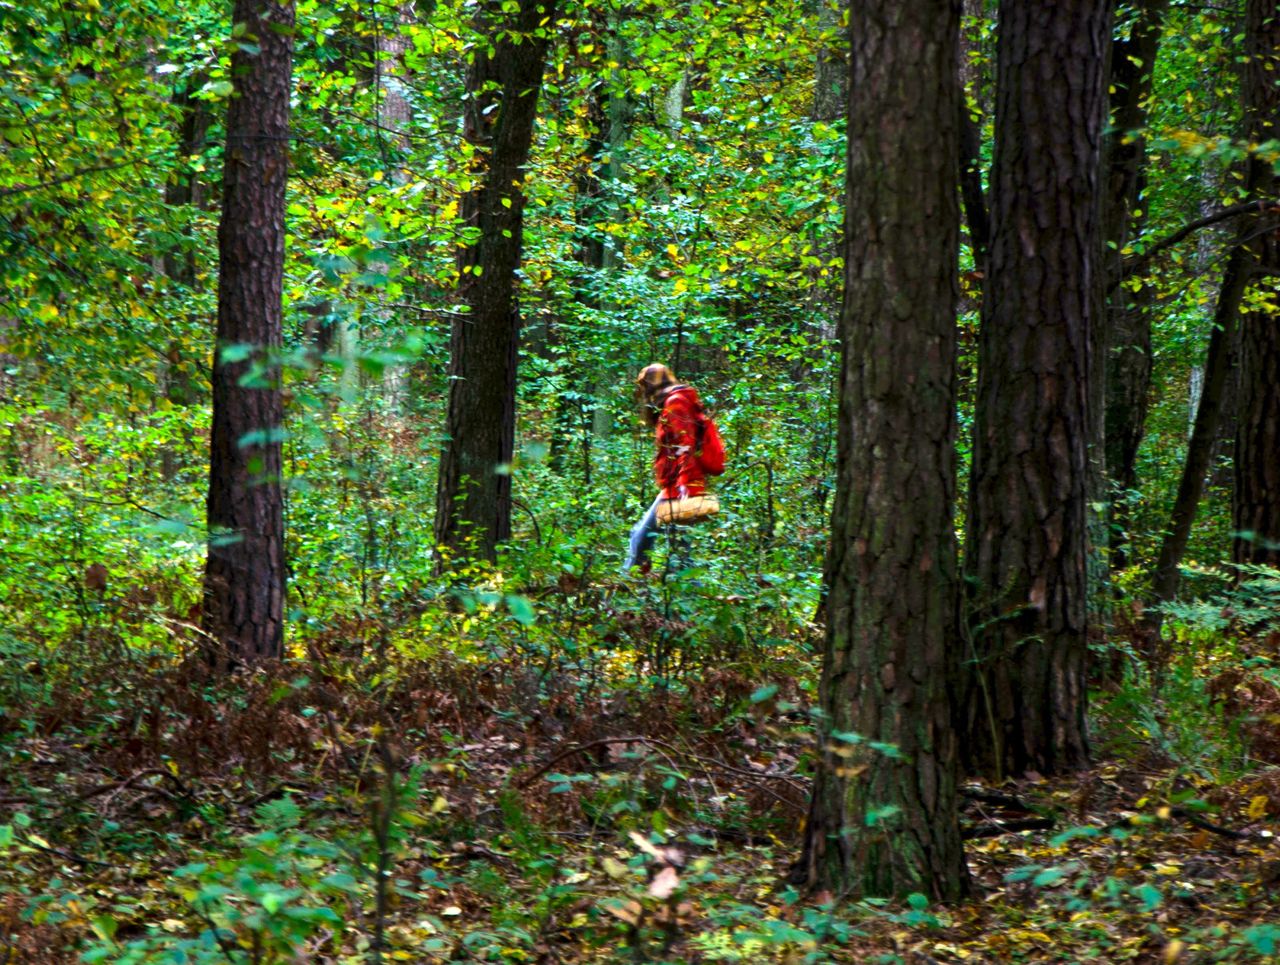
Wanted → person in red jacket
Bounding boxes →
[622,363,708,575]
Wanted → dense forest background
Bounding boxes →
[2,0,1279,961]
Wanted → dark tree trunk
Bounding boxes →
[1103,0,1170,575]
[162,77,211,286]
[552,55,610,479]
[159,76,211,483]
[1150,250,1247,603]
[202,0,295,668]
[796,0,969,902]
[1233,0,1280,569]
[1235,287,1280,567]
[1154,0,1279,596]
[433,0,556,567]
[962,0,1109,779]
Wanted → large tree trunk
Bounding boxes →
[433,0,556,566]
[1236,286,1280,567]
[1103,0,1170,576]
[1233,0,1280,569]
[202,0,295,668]
[796,0,969,902]
[962,0,1109,779]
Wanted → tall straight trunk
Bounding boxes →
[433,0,556,566]
[811,0,847,122]
[1103,0,1171,575]
[553,29,614,479]
[1150,249,1248,603]
[1235,282,1280,567]
[202,0,295,667]
[1154,0,1279,596]
[159,75,211,482]
[1233,0,1280,569]
[962,0,1109,779]
[796,0,969,902]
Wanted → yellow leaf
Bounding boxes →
[1248,795,1269,820]
[666,243,679,258]
[674,278,688,293]
[430,795,449,814]
[602,857,629,879]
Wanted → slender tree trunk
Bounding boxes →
[1150,249,1248,603]
[811,0,847,122]
[796,0,969,902]
[1233,0,1280,569]
[1103,0,1170,576]
[553,45,611,479]
[202,0,295,667]
[1154,0,1279,596]
[433,0,556,567]
[962,0,1109,779]
[158,76,212,483]
[374,1,414,158]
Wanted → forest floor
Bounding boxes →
[3,589,1280,964]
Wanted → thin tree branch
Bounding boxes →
[0,155,162,200]
[1116,199,1277,287]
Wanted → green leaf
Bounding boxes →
[1134,883,1162,911]
[89,914,118,943]
[506,594,536,625]
[1031,866,1070,887]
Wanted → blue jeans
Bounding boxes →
[623,495,691,574]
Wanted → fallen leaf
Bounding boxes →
[602,899,642,925]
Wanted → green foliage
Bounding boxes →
[2,0,1279,961]
[1162,562,1280,637]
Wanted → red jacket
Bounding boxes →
[654,386,707,498]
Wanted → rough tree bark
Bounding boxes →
[962,0,1110,779]
[202,0,295,667]
[795,0,969,901]
[1233,0,1280,569]
[433,0,556,567]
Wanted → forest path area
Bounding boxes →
[4,622,1280,964]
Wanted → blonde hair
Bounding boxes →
[635,363,678,424]
[635,362,677,401]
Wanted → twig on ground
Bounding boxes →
[963,817,1057,839]
[518,734,806,811]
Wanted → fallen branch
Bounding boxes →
[963,817,1056,839]
[23,838,115,869]
[518,735,807,801]
[1171,806,1255,841]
